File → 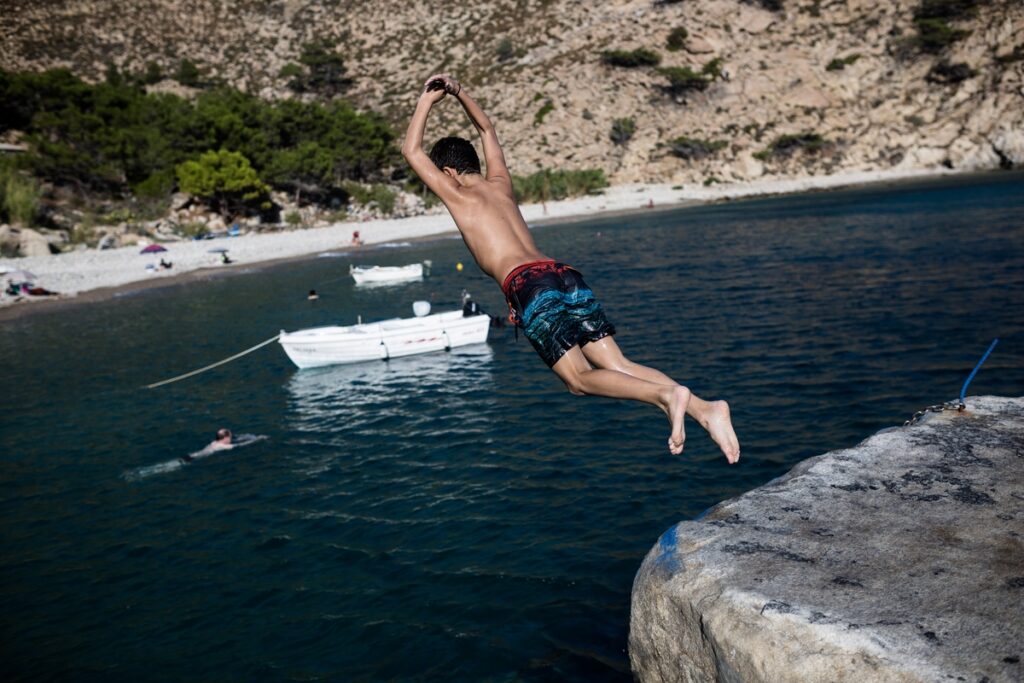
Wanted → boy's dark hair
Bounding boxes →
[428,136,481,175]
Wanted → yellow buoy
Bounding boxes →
[456,262,464,271]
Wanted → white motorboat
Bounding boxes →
[350,262,423,285]
[279,306,491,369]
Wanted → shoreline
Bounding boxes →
[0,166,974,321]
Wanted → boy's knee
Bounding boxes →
[561,375,588,396]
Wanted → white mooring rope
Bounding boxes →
[144,334,281,389]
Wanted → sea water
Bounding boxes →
[1,172,1022,681]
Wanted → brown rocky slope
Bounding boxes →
[1,0,1021,184]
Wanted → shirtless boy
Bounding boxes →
[402,74,739,461]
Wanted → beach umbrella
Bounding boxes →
[207,247,230,253]
[140,244,167,254]
[1,268,38,281]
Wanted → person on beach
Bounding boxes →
[401,74,740,461]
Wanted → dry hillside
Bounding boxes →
[1,0,1022,184]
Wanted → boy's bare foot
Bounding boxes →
[665,386,691,455]
[701,400,740,464]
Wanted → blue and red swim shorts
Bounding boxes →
[501,260,616,367]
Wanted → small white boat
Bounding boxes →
[279,306,490,369]
[350,263,423,285]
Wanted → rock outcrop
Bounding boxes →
[630,395,1024,683]
[1,1,1021,185]
[17,227,55,257]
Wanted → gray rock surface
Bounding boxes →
[630,396,1024,683]
[18,227,53,257]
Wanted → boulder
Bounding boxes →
[630,396,1024,683]
[788,85,830,109]
[685,35,717,55]
[990,127,1024,167]
[948,137,1001,171]
[736,7,774,34]
[0,224,19,255]
[18,227,54,257]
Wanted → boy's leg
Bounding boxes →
[551,345,691,455]
[580,337,740,463]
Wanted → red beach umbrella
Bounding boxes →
[140,244,168,254]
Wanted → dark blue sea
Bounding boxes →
[2,173,1022,682]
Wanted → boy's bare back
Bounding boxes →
[400,75,548,284]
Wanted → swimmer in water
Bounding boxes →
[181,428,234,463]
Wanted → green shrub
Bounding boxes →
[659,66,709,93]
[278,61,301,89]
[701,57,724,80]
[926,60,976,84]
[179,221,207,238]
[668,137,727,160]
[658,57,725,96]
[904,114,926,127]
[913,18,970,52]
[176,59,202,87]
[496,37,516,62]
[284,210,303,227]
[343,182,396,214]
[753,133,827,160]
[133,169,176,199]
[1,167,41,227]
[176,149,270,216]
[826,53,862,71]
[666,27,689,52]
[744,0,784,10]
[287,41,353,97]
[601,48,661,68]
[534,100,554,126]
[512,169,608,203]
[610,117,636,145]
[911,0,978,53]
[141,61,163,85]
[915,0,979,21]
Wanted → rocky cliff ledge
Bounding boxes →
[630,395,1023,683]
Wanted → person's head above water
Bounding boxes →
[429,136,481,177]
[216,428,232,442]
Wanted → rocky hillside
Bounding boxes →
[1,0,1022,184]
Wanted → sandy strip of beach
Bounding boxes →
[0,167,952,319]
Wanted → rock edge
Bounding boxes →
[630,395,1024,683]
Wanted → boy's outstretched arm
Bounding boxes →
[401,79,461,203]
[440,76,511,186]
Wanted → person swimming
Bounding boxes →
[124,430,267,480]
[180,428,234,463]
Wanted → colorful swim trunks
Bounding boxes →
[502,260,616,367]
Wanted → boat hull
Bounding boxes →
[279,310,490,369]
[351,263,423,285]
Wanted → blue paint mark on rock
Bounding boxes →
[653,524,680,573]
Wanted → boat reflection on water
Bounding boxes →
[285,344,496,437]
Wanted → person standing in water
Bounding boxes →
[401,74,739,461]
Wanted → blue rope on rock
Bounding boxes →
[959,338,999,405]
